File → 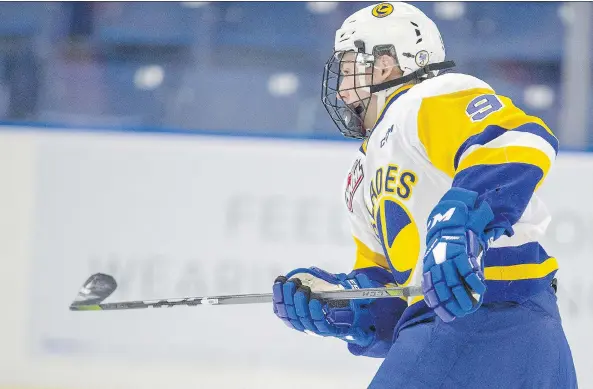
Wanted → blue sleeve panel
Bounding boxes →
[450,122,559,237]
[451,162,544,236]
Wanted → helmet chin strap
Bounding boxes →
[363,60,457,134]
[369,60,456,94]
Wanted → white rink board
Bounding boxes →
[0,127,591,389]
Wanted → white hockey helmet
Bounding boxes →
[321,2,455,139]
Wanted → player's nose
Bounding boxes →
[337,77,352,103]
[338,87,353,104]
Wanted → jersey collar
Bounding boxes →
[359,84,414,155]
[372,84,414,131]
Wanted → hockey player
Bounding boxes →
[272,2,578,388]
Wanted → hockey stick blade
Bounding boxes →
[69,276,423,311]
[69,273,118,310]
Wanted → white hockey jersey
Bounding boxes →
[343,73,559,316]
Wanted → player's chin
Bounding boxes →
[345,104,365,123]
[342,102,362,117]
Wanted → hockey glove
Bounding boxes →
[422,188,497,323]
[273,267,380,347]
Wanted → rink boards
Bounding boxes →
[0,126,591,389]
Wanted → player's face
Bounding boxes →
[336,52,400,132]
[322,48,407,139]
[337,52,372,106]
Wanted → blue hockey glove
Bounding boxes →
[272,267,380,347]
[422,188,496,323]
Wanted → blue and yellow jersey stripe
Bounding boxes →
[482,242,558,301]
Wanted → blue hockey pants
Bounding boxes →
[369,287,577,389]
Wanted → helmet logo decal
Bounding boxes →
[372,3,394,18]
[415,50,429,67]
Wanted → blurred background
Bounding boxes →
[0,1,591,148]
[0,2,591,389]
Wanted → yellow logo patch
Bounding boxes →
[372,3,394,18]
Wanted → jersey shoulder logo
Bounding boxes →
[345,158,364,212]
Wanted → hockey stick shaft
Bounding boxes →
[69,285,423,311]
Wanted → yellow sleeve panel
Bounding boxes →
[416,88,557,183]
[417,87,494,177]
[352,236,390,271]
[484,257,558,281]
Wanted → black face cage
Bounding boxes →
[321,50,375,139]
[321,44,456,140]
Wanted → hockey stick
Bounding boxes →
[69,273,423,311]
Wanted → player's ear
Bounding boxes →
[376,55,399,80]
